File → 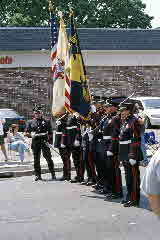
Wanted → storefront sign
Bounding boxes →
[0,56,13,64]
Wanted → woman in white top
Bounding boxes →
[7,124,29,162]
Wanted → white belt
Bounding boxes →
[34,133,47,137]
[66,126,77,130]
[119,140,131,144]
[56,132,62,135]
[103,136,111,140]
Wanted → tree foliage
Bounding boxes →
[0,0,153,28]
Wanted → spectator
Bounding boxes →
[135,104,148,166]
[141,148,160,218]
[7,124,30,162]
[0,117,8,162]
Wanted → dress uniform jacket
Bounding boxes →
[62,115,82,147]
[54,116,67,148]
[119,115,143,162]
[26,117,55,178]
[108,114,121,154]
[26,118,53,146]
[118,115,142,205]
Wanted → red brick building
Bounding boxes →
[0,27,160,118]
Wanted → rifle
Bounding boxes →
[119,92,135,106]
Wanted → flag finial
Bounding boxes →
[68,3,74,16]
[49,0,55,12]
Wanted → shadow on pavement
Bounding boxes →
[81,186,151,211]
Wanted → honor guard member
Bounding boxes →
[54,113,71,181]
[118,102,143,207]
[81,120,97,186]
[61,113,84,182]
[90,97,109,190]
[25,107,56,181]
[104,97,126,200]
[86,97,107,186]
[98,99,119,195]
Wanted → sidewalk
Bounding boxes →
[0,142,64,178]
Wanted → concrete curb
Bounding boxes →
[0,166,75,178]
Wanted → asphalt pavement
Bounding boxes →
[0,172,159,240]
[0,131,160,239]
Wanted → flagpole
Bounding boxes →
[48,0,55,120]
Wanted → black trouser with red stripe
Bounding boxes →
[106,155,123,195]
[72,146,84,181]
[83,145,97,182]
[59,147,71,179]
[59,146,84,180]
[123,161,140,204]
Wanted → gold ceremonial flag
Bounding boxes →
[51,13,70,116]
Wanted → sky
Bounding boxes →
[142,0,160,28]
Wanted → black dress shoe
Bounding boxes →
[96,189,110,195]
[78,177,84,183]
[80,180,88,185]
[70,178,78,183]
[86,181,94,186]
[123,201,139,207]
[92,184,103,190]
[121,199,128,204]
[106,193,123,200]
[59,176,69,181]
[70,176,83,183]
[35,176,42,181]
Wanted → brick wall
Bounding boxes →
[0,65,160,118]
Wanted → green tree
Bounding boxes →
[0,0,153,28]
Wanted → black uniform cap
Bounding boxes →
[105,96,127,107]
[33,106,43,113]
[119,102,135,112]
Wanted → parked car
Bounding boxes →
[0,109,26,133]
[131,97,160,128]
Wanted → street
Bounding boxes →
[0,129,160,239]
[0,171,159,240]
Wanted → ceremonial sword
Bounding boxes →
[45,142,61,156]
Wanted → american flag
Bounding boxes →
[50,12,58,81]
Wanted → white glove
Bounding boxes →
[61,144,66,148]
[91,105,96,113]
[86,128,90,134]
[107,151,113,157]
[31,132,36,138]
[88,133,93,142]
[73,112,79,118]
[74,140,80,147]
[56,120,61,126]
[129,159,137,166]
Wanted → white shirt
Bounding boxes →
[141,148,160,195]
[0,118,5,136]
[7,132,25,143]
